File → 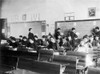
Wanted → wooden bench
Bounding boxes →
[52,55,77,74]
[66,51,87,74]
[53,55,77,65]
[1,46,38,60]
[38,49,54,61]
[87,67,100,74]
[67,51,86,65]
[18,58,61,74]
[0,55,18,74]
[67,51,86,58]
[17,46,29,51]
[92,49,100,67]
[0,55,18,68]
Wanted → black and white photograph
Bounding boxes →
[88,7,96,17]
[0,0,100,74]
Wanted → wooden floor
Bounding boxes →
[87,67,100,74]
[1,67,100,74]
[0,68,48,74]
[12,69,42,74]
[1,68,61,74]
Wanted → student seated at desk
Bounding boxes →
[75,35,93,53]
[75,35,95,67]
[62,37,73,52]
[92,36,100,48]
[7,36,19,48]
[27,39,35,50]
[41,35,49,47]
[47,37,56,50]
[0,39,10,50]
[34,35,42,50]
[21,36,28,47]
[17,35,23,46]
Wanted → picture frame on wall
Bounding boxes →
[88,7,96,17]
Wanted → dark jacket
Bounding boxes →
[54,31,61,40]
[70,31,78,40]
[28,32,34,40]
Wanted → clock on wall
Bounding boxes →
[88,7,96,17]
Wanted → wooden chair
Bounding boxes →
[53,55,77,74]
[38,49,54,61]
[0,55,18,74]
[67,51,87,74]
[18,58,61,74]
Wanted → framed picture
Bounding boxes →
[88,7,96,17]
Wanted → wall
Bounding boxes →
[1,0,100,34]
[0,0,3,17]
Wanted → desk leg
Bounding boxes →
[16,57,19,70]
[22,69,26,74]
